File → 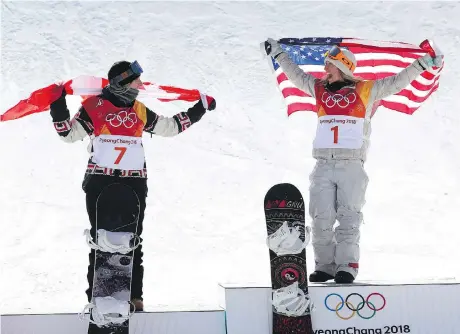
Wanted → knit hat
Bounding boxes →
[324,47,357,78]
[108,60,143,86]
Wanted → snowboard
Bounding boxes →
[87,183,141,334]
[264,183,313,334]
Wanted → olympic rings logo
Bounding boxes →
[324,293,386,320]
[321,92,357,108]
[106,110,138,128]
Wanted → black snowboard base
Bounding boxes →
[87,183,141,334]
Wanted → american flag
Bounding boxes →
[269,37,443,116]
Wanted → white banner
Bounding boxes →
[1,309,225,334]
[219,281,460,334]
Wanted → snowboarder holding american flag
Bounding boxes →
[263,38,442,283]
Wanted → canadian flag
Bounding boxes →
[1,75,203,122]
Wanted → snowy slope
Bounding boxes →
[1,1,459,314]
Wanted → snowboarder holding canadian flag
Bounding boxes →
[263,38,442,284]
[49,60,216,310]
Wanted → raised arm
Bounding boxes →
[372,53,442,101]
[50,89,91,143]
[264,38,318,98]
[144,95,216,137]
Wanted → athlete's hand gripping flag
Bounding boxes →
[0,75,204,122]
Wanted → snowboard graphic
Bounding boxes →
[264,183,313,334]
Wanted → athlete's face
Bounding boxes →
[324,61,343,83]
[129,77,143,89]
[324,61,341,77]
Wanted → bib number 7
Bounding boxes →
[92,135,145,170]
[114,147,127,164]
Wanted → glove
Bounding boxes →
[59,85,67,98]
[51,85,67,104]
[50,85,67,109]
[263,38,284,58]
[200,93,216,111]
[50,85,69,121]
[417,53,443,70]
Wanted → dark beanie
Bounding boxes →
[108,61,141,86]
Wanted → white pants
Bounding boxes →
[309,159,368,278]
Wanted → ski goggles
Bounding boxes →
[110,60,144,85]
[325,46,356,72]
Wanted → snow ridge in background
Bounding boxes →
[1,1,459,314]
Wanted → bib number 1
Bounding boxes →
[331,126,339,144]
[313,116,364,149]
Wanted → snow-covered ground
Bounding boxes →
[1,1,459,314]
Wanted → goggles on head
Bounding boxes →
[110,60,144,85]
[324,46,356,72]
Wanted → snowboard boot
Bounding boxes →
[309,270,334,282]
[334,271,355,284]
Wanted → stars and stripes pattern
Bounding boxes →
[270,37,444,116]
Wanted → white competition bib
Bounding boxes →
[313,115,364,149]
[92,135,145,170]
